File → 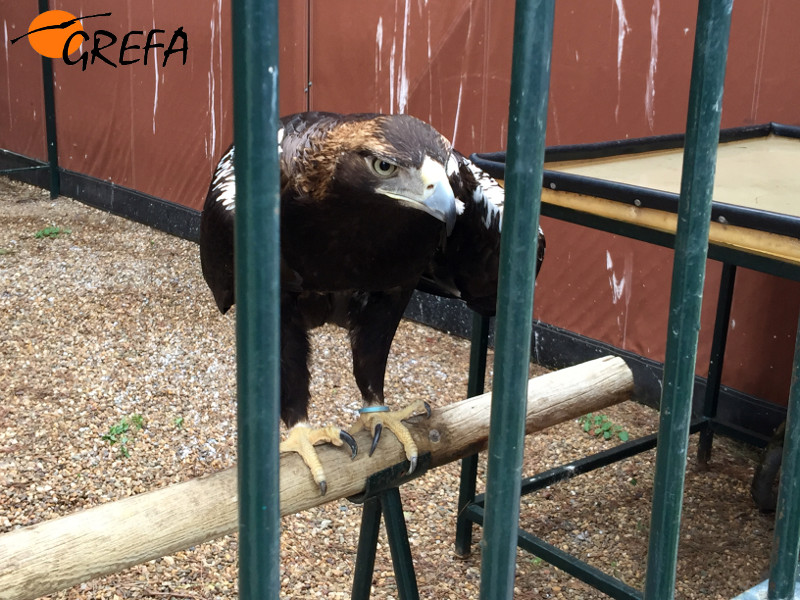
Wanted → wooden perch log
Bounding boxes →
[0,356,633,600]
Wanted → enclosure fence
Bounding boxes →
[1,0,799,599]
[230,0,800,599]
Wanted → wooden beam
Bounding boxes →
[0,356,632,600]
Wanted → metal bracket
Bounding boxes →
[348,455,432,600]
[347,453,432,505]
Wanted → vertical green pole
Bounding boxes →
[768,316,800,599]
[382,489,421,600]
[351,498,382,600]
[479,1,553,598]
[231,0,281,598]
[39,0,59,198]
[643,1,733,598]
[455,313,490,557]
[696,263,736,466]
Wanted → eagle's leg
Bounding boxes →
[281,294,357,495]
[347,288,431,473]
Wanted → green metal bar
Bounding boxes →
[0,166,48,174]
[515,527,642,600]
[231,0,281,598]
[351,497,382,600]
[454,312,491,557]
[465,502,644,599]
[381,489,420,600]
[768,313,800,599]
[479,1,553,598]
[466,314,491,400]
[643,1,733,598]
[697,263,736,466]
[38,0,59,198]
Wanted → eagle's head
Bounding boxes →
[283,113,457,235]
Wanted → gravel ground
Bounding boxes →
[0,176,777,599]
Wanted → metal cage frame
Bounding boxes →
[227,0,800,598]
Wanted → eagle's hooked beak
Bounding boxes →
[377,155,457,236]
[419,156,457,236]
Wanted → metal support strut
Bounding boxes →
[349,456,432,600]
[697,262,737,466]
[644,0,734,598]
[40,0,60,199]
[767,313,800,599]
[454,312,491,558]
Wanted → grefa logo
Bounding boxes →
[11,10,188,70]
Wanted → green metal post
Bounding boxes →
[382,489,421,600]
[231,0,281,598]
[351,497,382,600]
[455,312,491,557]
[643,1,733,598]
[768,314,800,599]
[479,1,553,598]
[39,0,59,198]
[697,263,736,466]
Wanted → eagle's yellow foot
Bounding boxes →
[353,400,431,474]
[280,424,357,495]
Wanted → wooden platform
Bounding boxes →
[543,133,800,267]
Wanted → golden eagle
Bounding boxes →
[199,111,544,494]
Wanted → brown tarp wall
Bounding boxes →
[1,0,799,408]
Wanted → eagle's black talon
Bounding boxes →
[340,430,358,459]
[369,423,383,457]
[408,455,418,475]
[422,401,432,418]
[319,480,328,496]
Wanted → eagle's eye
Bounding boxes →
[370,157,398,178]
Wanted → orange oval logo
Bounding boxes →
[26,10,84,58]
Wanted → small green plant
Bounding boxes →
[0,248,14,256]
[101,414,145,457]
[610,560,620,578]
[580,413,629,442]
[173,416,184,429]
[34,225,71,239]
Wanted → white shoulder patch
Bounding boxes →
[212,146,236,211]
[446,153,460,177]
[463,157,504,230]
[212,128,284,212]
[277,127,285,155]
